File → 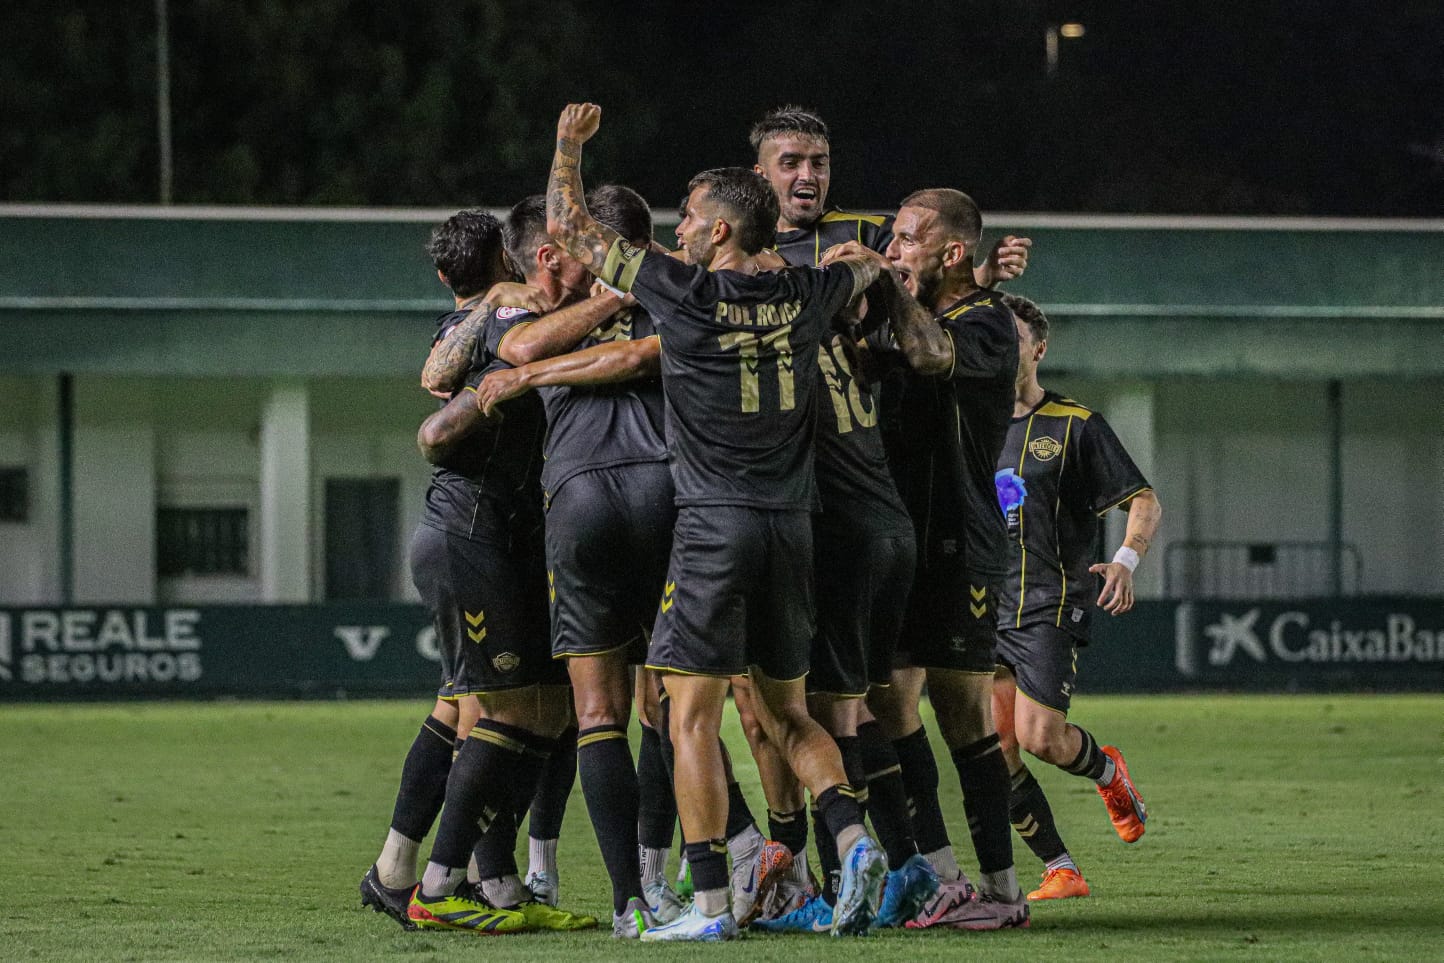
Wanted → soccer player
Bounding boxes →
[836,188,1030,930]
[480,185,691,936]
[359,209,551,930]
[748,105,1032,928]
[992,293,1161,900]
[399,200,600,937]
[545,102,891,941]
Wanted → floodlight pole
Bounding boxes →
[156,0,173,204]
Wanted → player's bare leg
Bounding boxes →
[566,652,651,924]
[730,674,805,922]
[746,670,886,934]
[659,672,735,923]
[993,668,1089,900]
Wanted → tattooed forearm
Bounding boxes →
[421,301,492,392]
[546,137,620,274]
[877,271,952,376]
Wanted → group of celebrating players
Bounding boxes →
[357,102,1163,942]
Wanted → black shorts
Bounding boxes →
[545,463,675,661]
[809,525,916,697]
[409,523,562,698]
[647,506,814,681]
[896,551,1000,674]
[996,622,1080,714]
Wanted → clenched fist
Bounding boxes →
[557,103,602,144]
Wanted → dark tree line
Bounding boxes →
[4,0,1442,215]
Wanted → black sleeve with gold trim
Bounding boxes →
[1078,414,1151,516]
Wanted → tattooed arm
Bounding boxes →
[821,241,951,375]
[416,385,496,465]
[420,282,549,394]
[545,103,622,276]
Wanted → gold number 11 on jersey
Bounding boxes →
[718,325,795,412]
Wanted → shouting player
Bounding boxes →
[545,102,897,941]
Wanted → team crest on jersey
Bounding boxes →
[1028,436,1063,462]
[492,651,521,673]
[496,306,529,320]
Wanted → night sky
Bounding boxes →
[5,1,1442,214]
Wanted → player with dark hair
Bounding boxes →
[750,105,1029,284]
[992,293,1161,901]
[544,102,898,942]
[395,199,611,937]
[361,209,592,935]
[479,183,691,937]
[745,107,1032,930]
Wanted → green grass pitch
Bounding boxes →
[3,694,1441,961]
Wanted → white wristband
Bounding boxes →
[1112,546,1140,573]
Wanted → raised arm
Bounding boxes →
[416,385,496,465]
[546,103,621,276]
[475,337,661,416]
[974,235,1033,288]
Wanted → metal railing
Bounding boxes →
[1163,540,1362,599]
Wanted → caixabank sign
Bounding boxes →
[1,599,1440,700]
[1165,599,1444,690]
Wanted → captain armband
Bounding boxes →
[601,237,647,293]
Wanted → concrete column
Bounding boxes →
[1102,382,1160,599]
[73,377,157,604]
[259,380,310,602]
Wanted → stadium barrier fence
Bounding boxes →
[1,598,1440,700]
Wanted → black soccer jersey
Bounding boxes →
[994,391,1151,642]
[534,306,667,499]
[774,209,894,265]
[599,239,862,509]
[420,307,546,541]
[773,213,911,536]
[888,289,1018,577]
[814,335,913,536]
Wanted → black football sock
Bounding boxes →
[637,723,677,852]
[426,720,530,886]
[893,725,951,855]
[389,714,456,841]
[857,720,918,871]
[682,839,730,916]
[578,725,643,913]
[1009,764,1070,866]
[815,784,867,857]
[471,721,548,886]
[950,734,1014,876]
[725,772,759,841]
[767,807,809,857]
[1062,725,1112,783]
[526,725,575,839]
[811,802,840,905]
